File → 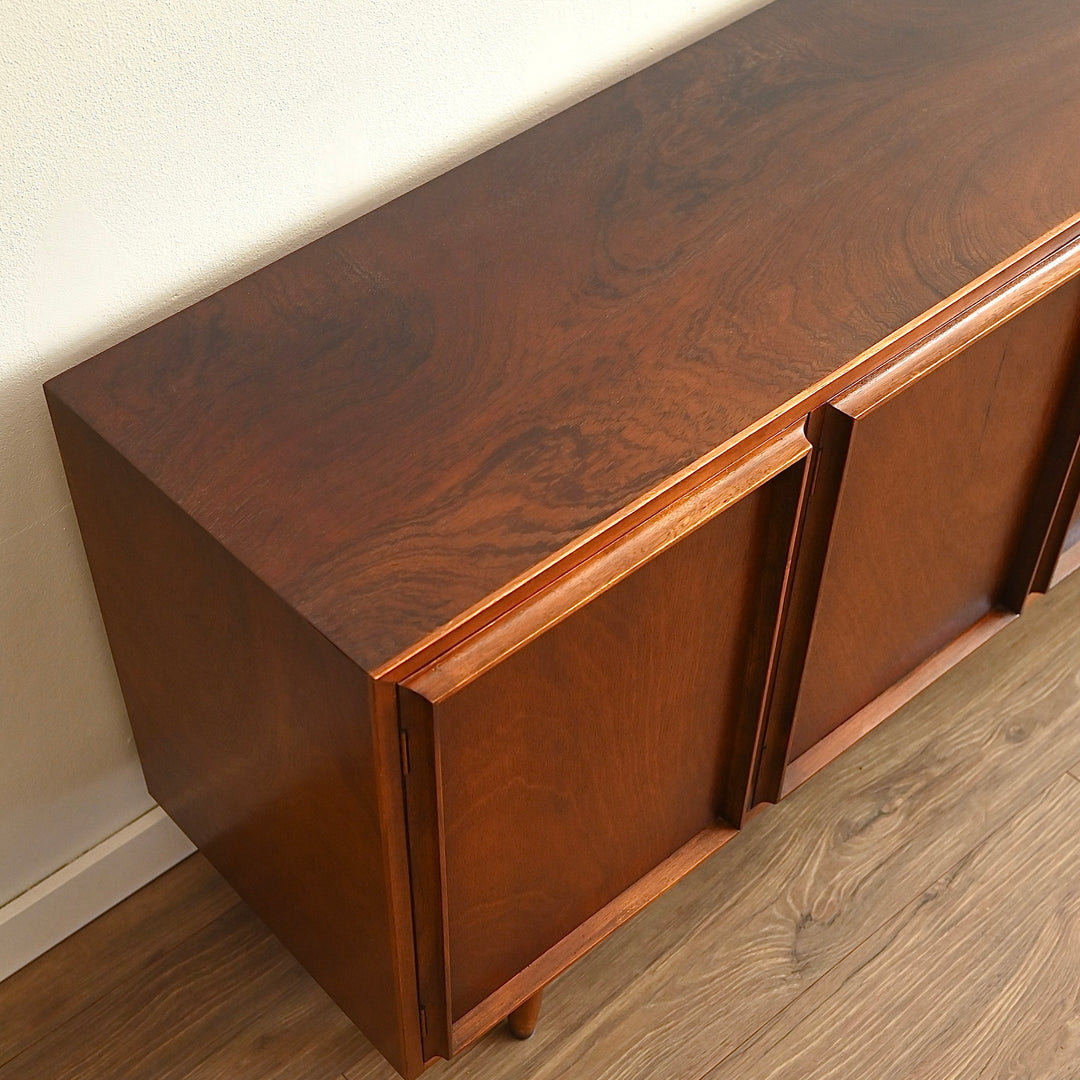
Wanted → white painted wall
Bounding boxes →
[0,0,771,928]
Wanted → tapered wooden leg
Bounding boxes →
[507,989,544,1039]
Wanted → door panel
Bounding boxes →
[787,278,1080,763]
[412,458,805,1023]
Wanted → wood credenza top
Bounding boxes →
[47,0,1080,674]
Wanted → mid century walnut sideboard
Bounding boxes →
[45,1,1080,1076]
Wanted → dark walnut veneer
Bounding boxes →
[44,0,1080,1076]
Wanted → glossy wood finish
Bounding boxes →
[782,278,1080,764]
[41,1,1080,1076]
[45,0,1080,679]
[405,459,804,1032]
[44,400,422,1078]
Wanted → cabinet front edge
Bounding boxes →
[404,425,811,701]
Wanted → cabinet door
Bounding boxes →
[768,277,1080,790]
[398,433,807,1056]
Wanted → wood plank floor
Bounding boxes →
[4,568,1080,1080]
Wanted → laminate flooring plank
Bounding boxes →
[0,904,294,1080]
[0,854,238,1067]
[345,572,1080,1080]
[176,960,372,1080]
[702,773,1080,1080]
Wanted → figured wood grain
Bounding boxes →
[353,213,1080,684]
[45,0,1080,675]
[404,426,809,700]
[428,470,795,1021]
[433,461,806,1025]
[0,855,239,1068]
[702,773,1080,1080]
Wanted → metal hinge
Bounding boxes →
[399,728,411,777]
[419,1006,429,1040]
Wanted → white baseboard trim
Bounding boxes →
[0,807,196,982]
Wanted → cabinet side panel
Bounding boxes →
[435,475,789,1020]
[788,278,1080,762]
[46,396,421,1078]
